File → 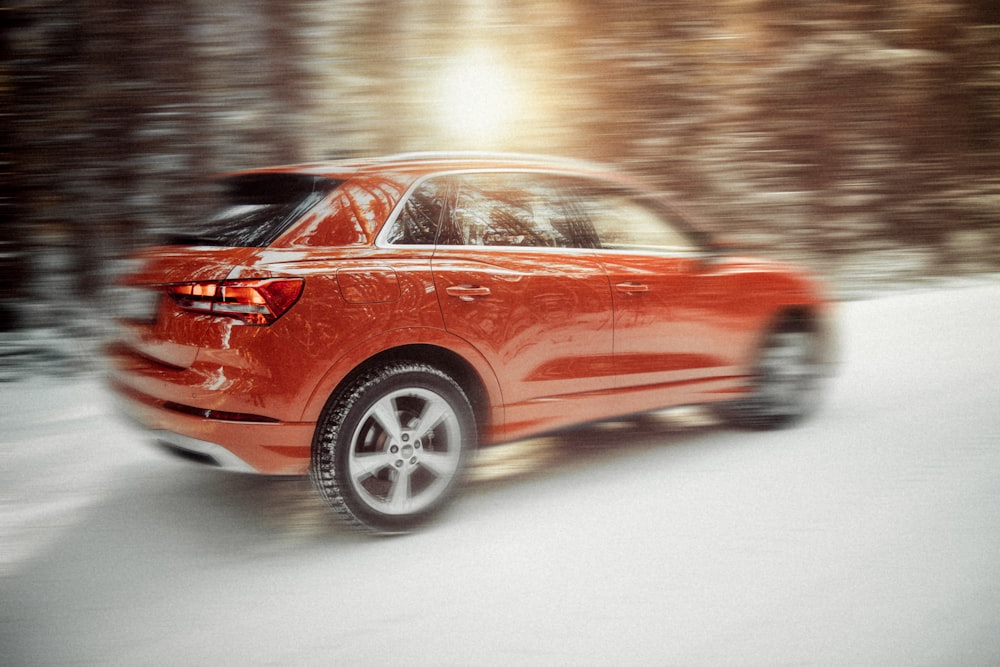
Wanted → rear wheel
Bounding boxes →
[311,362,475,533]
[718,324,824,430]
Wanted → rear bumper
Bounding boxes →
[150,430,259,473]
[109,376,314,476]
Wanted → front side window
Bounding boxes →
[572,187,700,253]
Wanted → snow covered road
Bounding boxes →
[2,282,1000,665]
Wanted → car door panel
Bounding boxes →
[569,183,755,401]
[428,172,615,435]
[433,249,614,406]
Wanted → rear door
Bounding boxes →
[429,173,615,421]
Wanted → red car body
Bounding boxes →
[108,153,834,531]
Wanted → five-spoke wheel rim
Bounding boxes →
[347,387,463,515]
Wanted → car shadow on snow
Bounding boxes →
[153,405,726,543]
[465,405,723,490]
[14,405,728,573]
[201,406,726,538]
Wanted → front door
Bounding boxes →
[573,187,746,399]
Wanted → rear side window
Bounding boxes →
[385,177,449,245]
[289,177,407,247]
[439,173,596,248]
[170,174,339,247]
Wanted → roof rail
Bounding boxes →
[370,151,609,168]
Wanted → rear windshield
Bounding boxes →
[168,174,340,247]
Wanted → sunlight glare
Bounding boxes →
[437,50,522,147]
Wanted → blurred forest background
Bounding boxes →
[2,0,999,373]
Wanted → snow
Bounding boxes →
[2,282,1000,665]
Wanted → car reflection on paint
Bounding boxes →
[107,152,836,533]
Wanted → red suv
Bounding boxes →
[108,153,835,532]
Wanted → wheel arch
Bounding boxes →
[764,301,838,369]
[304,337,501,446]
[716,299,836,430]
[773,304,818,331]
[344,345,490,443]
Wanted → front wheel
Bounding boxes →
[717,325,825,430]
[311,362,475,533]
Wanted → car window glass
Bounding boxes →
[285,193,367,246]
[385,177,448,245]
[347,178,406,239]
[287,177,406,247]
[445,173,583,248]
[575,188,698,253]
[168,174,339,247]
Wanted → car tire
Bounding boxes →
[717,322,824,430]
[311,361,475,533]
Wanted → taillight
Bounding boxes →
[168,278,304,325]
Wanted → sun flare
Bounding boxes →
[436,50,523,147]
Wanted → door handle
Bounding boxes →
[446,285,491,301]
[615,282,649,294]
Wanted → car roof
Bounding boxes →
[232,152,628,182]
